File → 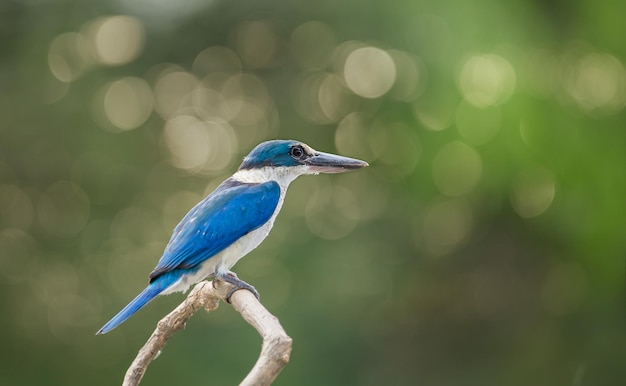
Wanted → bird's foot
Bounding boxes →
[213,271,260,303]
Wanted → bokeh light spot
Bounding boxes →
[413,93,456,131]
[432,141,482,196]
[458,53,516,107]
[343,46,397,98]
[88,15,145,66]
[564,53,626,115]
[191,86,222,120]
[216,73,277,147]
[219,74,270,123]
[335,112,375,162]
[48,32,91,83]
[387,50,425,101]
[510,167,556,218]
[163,115,237,174]
[154,71,199,118]
[292,72,334,124]
[318,73,356,122]
[193,46,242,76]
[102,77,154,131]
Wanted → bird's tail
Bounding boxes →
[96,281,167,335]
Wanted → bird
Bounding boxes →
[96,139,368,334]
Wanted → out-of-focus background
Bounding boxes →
[1,0,625,385]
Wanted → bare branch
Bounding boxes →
[122,281,292,386]
[122,281,222,386]
[220,283,293,386]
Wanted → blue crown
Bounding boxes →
[239,140,303,170]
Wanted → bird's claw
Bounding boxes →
[224,283,260,304]
[214,271,260,303]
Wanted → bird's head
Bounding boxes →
[238,140,368,178]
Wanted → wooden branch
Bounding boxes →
[227,286,293,386]
[122,280,292,386]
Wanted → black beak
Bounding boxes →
[305,152,369,173]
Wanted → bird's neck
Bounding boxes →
[232,166,307,188]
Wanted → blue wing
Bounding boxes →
[149,179,280,280]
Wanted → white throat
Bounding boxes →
[231,166,309,189]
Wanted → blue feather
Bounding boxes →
[95,274,179,334]
[149,179,280,280]
[239,140,300,169]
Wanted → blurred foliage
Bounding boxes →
[1,0,625,385]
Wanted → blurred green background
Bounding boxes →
[1,0,625,385]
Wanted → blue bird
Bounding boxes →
[97,140,368,334]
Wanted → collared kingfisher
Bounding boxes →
[97,139,368,334]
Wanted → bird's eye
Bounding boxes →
[290,145,305,159]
